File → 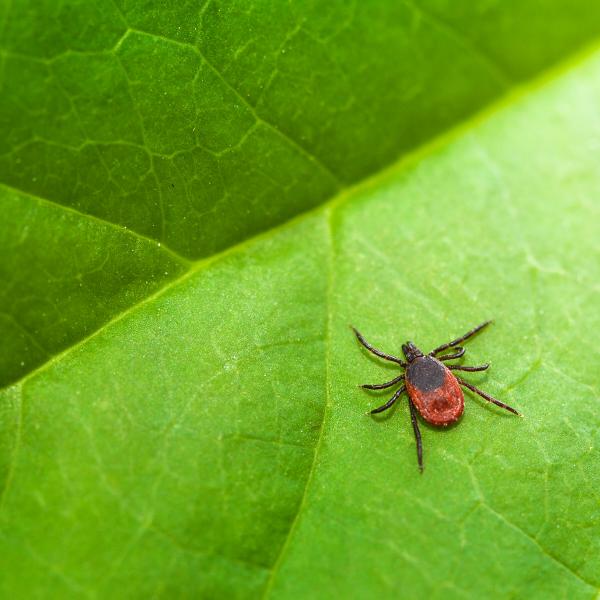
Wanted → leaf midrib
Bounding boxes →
[259,206,336,598]
[5,35,600,393]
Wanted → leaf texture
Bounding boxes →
[2,0,600,385]
[1,2,600,598]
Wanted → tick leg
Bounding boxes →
[448,363,489,372]
[361,374,405,390]
[408,399,424,473]
[436,347,465,361]
[352,327,406,366]
[430,320,492,356]
[369,385,405,414]
[456,377,521,416]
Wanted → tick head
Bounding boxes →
[402,341,423,363]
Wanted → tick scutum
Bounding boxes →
[406,355,445,392]
[405,355,464,426]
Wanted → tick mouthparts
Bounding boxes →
[402,342,422,361]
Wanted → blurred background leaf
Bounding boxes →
[0,1,599,598]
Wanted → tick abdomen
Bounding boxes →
[406,356,464,426]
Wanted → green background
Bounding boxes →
[1,1,599,598]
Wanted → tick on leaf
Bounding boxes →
[352,320,521,472]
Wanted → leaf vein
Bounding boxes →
[481,503,598,591]
[0,182,190,265]
[404,0,512,87]
[260,208,335,597]
[125,27,342,187]
[0,384,23,512]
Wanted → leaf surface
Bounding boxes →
[3,0,600,385]
[1,2,600,599]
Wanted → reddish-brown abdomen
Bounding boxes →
[405,356,464,426]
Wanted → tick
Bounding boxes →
[352,320,521,472]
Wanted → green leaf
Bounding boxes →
[3,0,600,386]
[1,2,600,598]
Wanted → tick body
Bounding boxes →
[405,356,464,426]
[352,321,521,472]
